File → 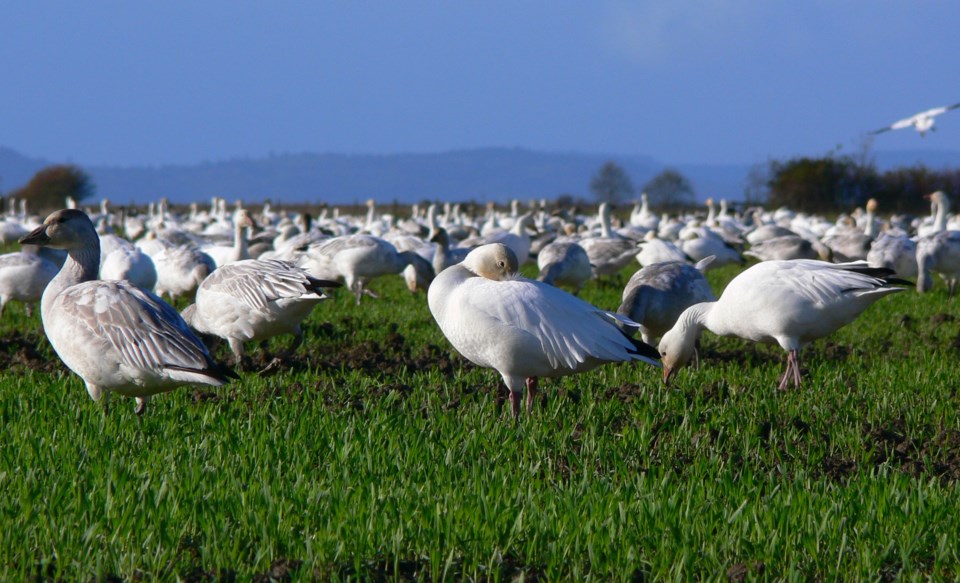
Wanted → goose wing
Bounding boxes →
[462,276,658,370]
[200,259,327,310]
[56,281,228,379]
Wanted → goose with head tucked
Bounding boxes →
[18,209,237,416]
[658,260,908,390]
[428,243,660,420]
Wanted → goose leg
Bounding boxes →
[525,377,539,414]
[509,389,522,421]
[229,338,249,369]
[777,358,792,391]
[790,350,803,388]
[135,396,150,416]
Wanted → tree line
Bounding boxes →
[3,155,958,215]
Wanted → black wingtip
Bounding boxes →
[627,335,660,361]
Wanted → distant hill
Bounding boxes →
[1,146,958,206]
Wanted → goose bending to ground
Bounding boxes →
[536,240,592,294]
[427,243,660,420]
[181,259,341,367]
[658,260,907,390]
[0,245,59,316]
[18,209,237,415]
[304,235,433,304]
[617,257,716,346]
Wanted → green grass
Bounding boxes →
[1,261,959,581]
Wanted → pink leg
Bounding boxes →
[509,390,522,420]
[777,354,793,391]
[525,377,539,414]
[790,350,802,388]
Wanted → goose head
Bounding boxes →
[657,322,699,385]
[462,243,519,281]
[19,209,96,250]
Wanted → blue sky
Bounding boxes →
[2,1,959,167]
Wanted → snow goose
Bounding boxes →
[18,209,237,415]
[181,259,341,366]
[536,240,592,294]
[429,228,470,274]
[636,232,689,267]
[916,230,960,294]
[870,102,960,137]
[152,245,218,301]
[202,209,256,268]
[427,243,660,420]
[99,235,158,291]
[617,257,716,346]
[658,260,907,390]
[867,232,918,278]
[0,245,59,316]
[744,235,820,262]
[580,203,640,277]
[680,227,744,269]
[304,234,433,304]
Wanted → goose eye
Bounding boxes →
[497,260,505,268]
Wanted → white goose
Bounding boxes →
[18,209,236,415]
[579,203,640,277]
[152,245,218,301]
[0,245,59,316]
[536,240,592,294]
[202,209,256,268]
[181,259,341,366]
[427,243,660,419]
[870,102,960,137]
[658,260,907,390]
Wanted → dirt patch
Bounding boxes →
[322,553,546,582]
[0,331,64,375]
[931,312,956,326]
[727,561,765,582]
[818,455,857,481]
[252,558,302,583]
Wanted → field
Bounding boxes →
[1,259,959,581]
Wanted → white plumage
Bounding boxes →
[658,260,906,390]
[428,243,659,419]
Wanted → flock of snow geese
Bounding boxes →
[0,190,957,419]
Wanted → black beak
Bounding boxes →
[19,224,50,246]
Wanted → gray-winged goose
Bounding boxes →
[19,209,237,415]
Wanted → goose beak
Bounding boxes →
[662,365,676,385]
[19,224,50,246]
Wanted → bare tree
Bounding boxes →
[590,161,635,204]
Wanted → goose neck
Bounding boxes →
[43,244,100,312]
